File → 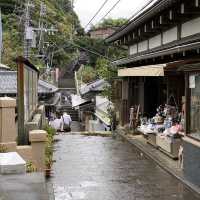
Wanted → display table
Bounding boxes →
[156,135,182,159]
[138,127,157,147]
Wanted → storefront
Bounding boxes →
[180,64,200,187]
[105,0,200,188]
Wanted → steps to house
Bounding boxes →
[60,105,79,121]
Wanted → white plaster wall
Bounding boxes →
[138,40,148,52]
[129,44,137,55]
[163,26,178,44]
[149,34,161,49]
[181,17,200,38]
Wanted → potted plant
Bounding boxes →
[45,156,52,177]
[44,125,55,178]
[0,144,7,153]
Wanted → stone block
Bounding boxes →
[29,130,47,142]
[0,97,16,108]
[0,142,17,152]
[0,97,17,144]
[29,130,47,171]
[0,152,26,174]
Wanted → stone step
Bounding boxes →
[0,152,26,174]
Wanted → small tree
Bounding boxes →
[77,65,97,84]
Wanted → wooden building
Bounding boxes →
[106,0,200,188]
[89,27,118,40]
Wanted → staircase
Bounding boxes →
[60,105,79,121]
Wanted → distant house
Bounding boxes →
[73,79,111,131]
[89,27,118,40]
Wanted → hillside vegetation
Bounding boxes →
[1,0,82,69]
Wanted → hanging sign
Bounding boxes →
[189,75,196,89]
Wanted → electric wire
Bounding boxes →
[84,0,109,29]
[127,0,157,22]
[115,0,158,32]
[98,0,122,23]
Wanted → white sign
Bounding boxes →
[189,75,196,89]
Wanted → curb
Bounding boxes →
[117,131,200,197]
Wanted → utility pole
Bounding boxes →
[0,7,2,63]
[24,0,34,58]
[38,1,46,53]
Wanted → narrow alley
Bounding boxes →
[50,130,200,200]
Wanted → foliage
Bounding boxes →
[44,125,56,169]
[75,35,127,66]
[1,0,81,69]
[96,58,116,80]
[0,144,7,153]
[90,18,128,30]
[26,161,37,173]
[77,65,97,84]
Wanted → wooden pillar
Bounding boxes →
[185,73,190,135]
[17,59,27,145]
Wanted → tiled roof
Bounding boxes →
[0,71,17,94]
[0,71,58,94]
[38,80,58,94]
[0,63,10,71]
[80,79,108,95]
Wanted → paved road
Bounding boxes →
[51,134,200,200]
[0,173,49,200]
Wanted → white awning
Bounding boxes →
[118,64,167,77]
[71,94,89,108]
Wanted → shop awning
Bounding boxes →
[71,94,89,108]
[118,64,166,77]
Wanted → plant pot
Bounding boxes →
[45,168,51,178]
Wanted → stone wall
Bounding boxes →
[0,97,47,172]
[0,97,17,152]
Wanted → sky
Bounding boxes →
[74,0,150,30]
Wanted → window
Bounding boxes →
[190,74,200,140]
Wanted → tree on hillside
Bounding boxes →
[90,18,128,30]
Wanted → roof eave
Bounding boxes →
[105,0,175,43]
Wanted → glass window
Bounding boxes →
[190,74,200,140]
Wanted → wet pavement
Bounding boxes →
[50,134,200,200]
[0,173,49,200]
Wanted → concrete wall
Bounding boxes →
[163,26,178,44]
[183,137,200,187]
[138,40,148,52]
[181,17,200,38]
[25,105,47,137]
[129,44,138,55]
[149,34,161,49]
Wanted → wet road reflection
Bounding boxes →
[50,134,200,200]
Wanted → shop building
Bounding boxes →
[106,0,200,188]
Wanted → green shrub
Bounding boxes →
[26,161,37,173]
[0,145,7,153]
[43,125,55,169]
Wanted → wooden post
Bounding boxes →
[185,72,190,135]
[17,59,27,145]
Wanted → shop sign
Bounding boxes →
[189,75,196,88]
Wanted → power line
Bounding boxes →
[84,0,109,29]
[127,0,156,22]
[114,0,158,32]
[52,41,114,63]
[98,0,122,23]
